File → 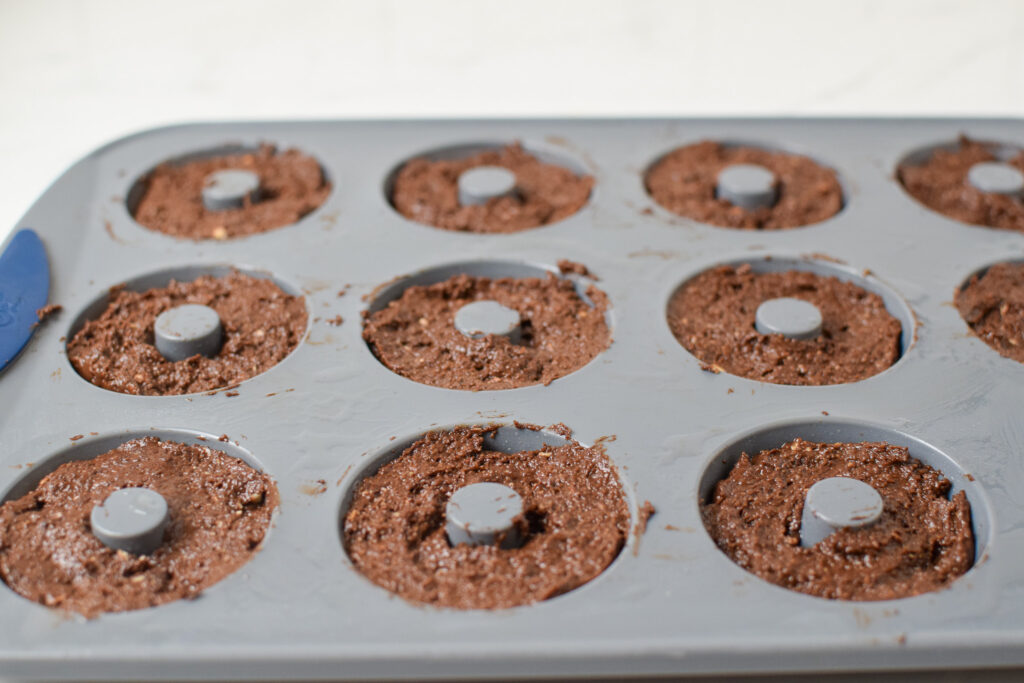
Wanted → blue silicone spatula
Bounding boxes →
[0,229,51,372]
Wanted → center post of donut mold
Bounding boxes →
[966,161,1024,200]
[154,304,224,362]
[445,482,525,549]
[90,487,170,555]
[201,169,262,211]
[457,166,519,206]
[755,297,824,340]
[800,477,884,547]
[453,300,523,344]
[715,163,779,210]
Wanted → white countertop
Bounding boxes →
[0,1,1022,681]
[1,0,1022,242]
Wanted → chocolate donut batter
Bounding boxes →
[956,261,1024,363]
[0,437,278,617]
[703,439,974,601]
[667,264,901,385]
[343,425,629,609]
[68,272,307,396]
[645,141,843,229]
[363,272,610,390]
[390,143,593,233]
[898,136,1024,232]
[132,144,330,240]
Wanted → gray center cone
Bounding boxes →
[457,166,518,206]
[967,161,1024,199]
[90,487,170,555]
[755,297,823,340]
[716,163,779,210]
[201,169,262,211]
[154,304,224,362]
[454,300,523,344]
[800,477,884,547]
[445,482,524,549]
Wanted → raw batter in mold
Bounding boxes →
[363,272,610,390]
[667,264,901,385]
[67,272,307,396]
[645,141,843,229]
[0,437,278,618]
[956,261,1024,363]
[702,438,974,601]
[390,143,593,233]
[898,136,1024,232]
[132,144,330,240]
[343,425,629,609]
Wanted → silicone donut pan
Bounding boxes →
[1,118,1023,680]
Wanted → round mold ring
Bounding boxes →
[125,142,333,239]
[897,138,1023,174]
[363,259,612,390]
[664,254,916,385]
[65,264,310,396]
[641,138,847,229]
[338,422,636,609]
[1,428,269,504]
[0,428,278,613]
[895,138,1024,227]
[954,257,1024,364]
[955,257,1024,296]
[382,140,594,232]
[696,417,993,601]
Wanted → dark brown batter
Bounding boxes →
[363,272,610,390]
[0,437,278,617]
[390,143,593,233]
[67,272,307,396]
[703,438,974,601]
[956,261,1024,363]
[35,304,62,322]
[667,264,901,385]
[556,259,598,279]
[132,144,331,240]
[343,425,630,609]
[898,136,1024,232]
[645,141,843,229]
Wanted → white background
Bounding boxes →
[1,0,1022,242]
[0,1,1023,681]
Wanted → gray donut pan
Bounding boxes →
[1,118,1023,680]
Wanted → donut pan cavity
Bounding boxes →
[2,118,1024,680]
